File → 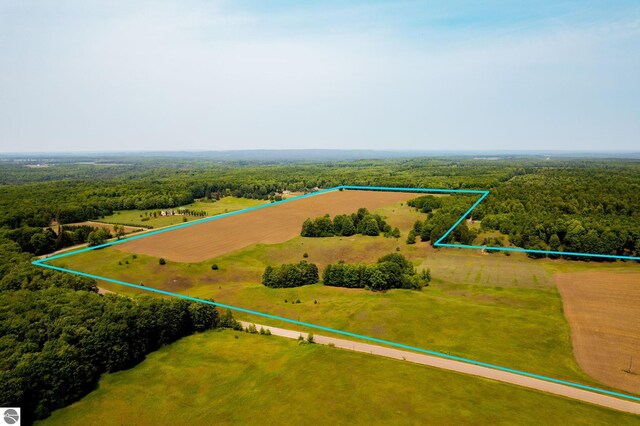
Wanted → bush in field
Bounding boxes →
[262,261,319,288]
[159,258,166,265]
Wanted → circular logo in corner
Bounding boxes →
[3,409,19,425]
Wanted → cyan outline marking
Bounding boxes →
[33,185,640,404]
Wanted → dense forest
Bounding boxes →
[0,235,240,424]
[473,168,640,258]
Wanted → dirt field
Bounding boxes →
[556,272,640,394]
[118,189,420,262]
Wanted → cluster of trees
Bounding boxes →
[1,225,114,255]
[323,253,430,291]
[301,208,400,238]
[407,195,443,213]
[0,235,239,424]
[262,261,319,288]
[406,195,478,246]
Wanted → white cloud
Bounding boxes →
[0,1,638,151]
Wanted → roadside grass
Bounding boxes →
[97,197,269,228]
[47,200,640,392]
[40,330,640,426]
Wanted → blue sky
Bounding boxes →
[0,1,638,152]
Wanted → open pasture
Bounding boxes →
[117,189,419,262]
[40,330,640,426]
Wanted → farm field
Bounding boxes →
[556,271,640,394]
[39,330,640,426]
[49,195,638,392]
[117,189,421,262]
[98,196,270,228]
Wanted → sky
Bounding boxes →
[0,1,639,153]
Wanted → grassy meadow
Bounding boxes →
[40,330,640,426]
[97,196,269,228]
[47,199,640,392]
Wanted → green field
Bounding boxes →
[97,197,269,228]
[40,330,639,425]
[48,199,639,391]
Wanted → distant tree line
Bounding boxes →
[0,237,240,424]
[323,253,430,291]
[262,261,319,288]
[301,208,400,238]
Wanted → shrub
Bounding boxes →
[406,230,416,244]
[211,264,219,270]
[303,252,309,258]
[159,258,166,265]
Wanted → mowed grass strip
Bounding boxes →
[40,330,640,426]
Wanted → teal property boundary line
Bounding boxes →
[32,185,640,404]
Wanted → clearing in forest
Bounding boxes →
[118,189,419,262]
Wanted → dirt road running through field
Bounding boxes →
[238,321,640,416]
[118,189,419,262]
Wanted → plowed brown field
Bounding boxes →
[556,272,640,394]
[118,189,420,262]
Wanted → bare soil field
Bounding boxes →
[556,271,640,394]
[118,189,420,262]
